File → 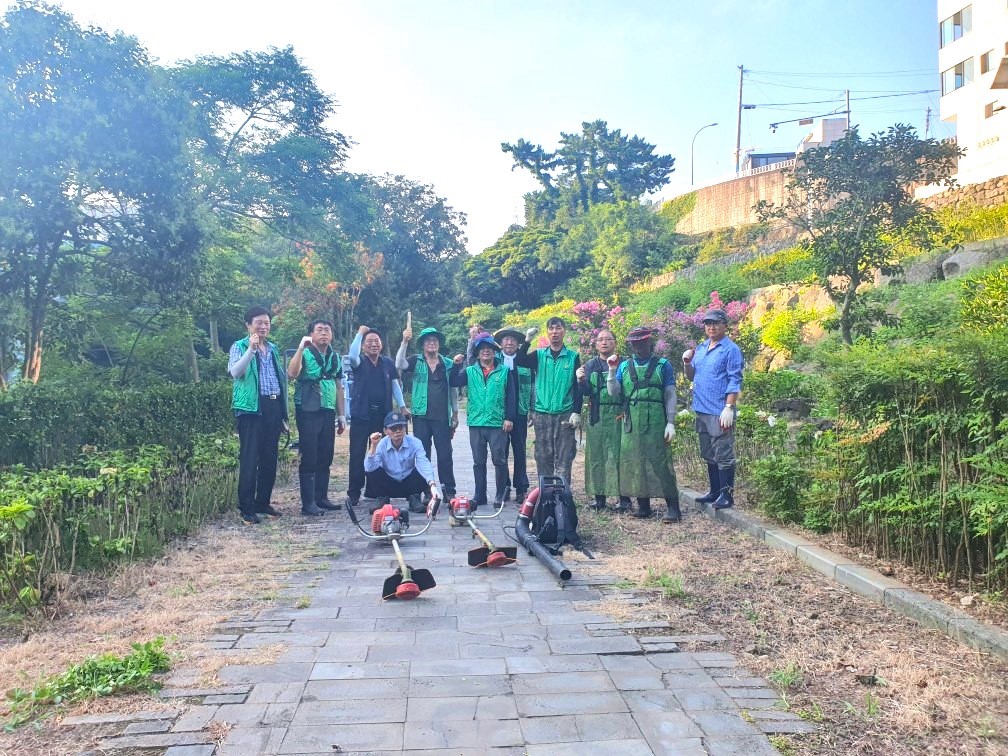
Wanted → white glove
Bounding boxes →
[525,327,539,341]
[682,349,694,364]
[720,405,736,429]
[568,412,581,429]
[664,422,675,442]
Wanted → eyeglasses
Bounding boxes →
[703,320,725,326]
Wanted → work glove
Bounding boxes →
[720,405,736,429]
[525,327,539,342]
[568,412,581,429]
[682,349,695,364]
[336,415,346,435]
[427,484,442,519]
[664,422,675,442]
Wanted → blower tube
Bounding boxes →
[515,487,572,582]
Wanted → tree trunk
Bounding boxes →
[209,317,220,352]
[22,313,43,384]
[839,285,856,346]
[184,337,201,383]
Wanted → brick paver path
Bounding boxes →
[141,417,808,755]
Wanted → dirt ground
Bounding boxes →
[1,434,1005,755]
[567,458,1008,756]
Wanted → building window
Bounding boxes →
[985,101,1005,118]
[939,5,972,48]
[981,49,995,74]
[942,58,974,95]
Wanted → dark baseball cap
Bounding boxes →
[383,411,408,428]
[703,308,729,324]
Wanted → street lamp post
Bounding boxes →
[691,122,718,186]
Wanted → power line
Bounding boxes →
[747,89,938,107]
[747,68,934,78]
[746,77,935,94]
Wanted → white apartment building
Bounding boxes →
[938,0,1008,185]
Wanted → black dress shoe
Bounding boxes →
[259,504,283,517]
[317,499,342,511]
[301,503,326,517]
[241,512,262,525]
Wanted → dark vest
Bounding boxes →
[350,355,396,419]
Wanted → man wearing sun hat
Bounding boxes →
[606,326,682,522]
[397,324,458,511]
[494,327,532,503]
[682,307,744,510]
[363,411,442,513]
[450,333,517,511]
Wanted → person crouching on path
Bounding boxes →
[228,306,288,525]
[681,308,744,510]
[449,333,517,511]
[515,317,583,491]
[396,325,458,512]
[607,326,682,523]
[288,319,346,516]
[577,328,633,513]
[494,328,532,504]
[363,412,442,514]
[346,325,409,508]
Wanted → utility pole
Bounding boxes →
[845,89,851,131]
[925,106,932,138]
[735,65,744,173]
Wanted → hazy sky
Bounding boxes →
[52,0,950,253]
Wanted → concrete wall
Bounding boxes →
[671,166,791,235]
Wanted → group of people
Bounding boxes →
[227,305,743,526]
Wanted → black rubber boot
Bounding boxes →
[299,471,325,516]
[696,464,721,504]
[590,495,607,510]
[515,490,529,506]
[407,493,426,514]
[315,471,341,510]
[611,497,632,513]
[633,498,654,518]
[712,466,736,510]
[662,497,682,523]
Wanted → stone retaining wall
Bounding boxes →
[921,174,1008,211]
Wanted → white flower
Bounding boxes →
[756,410,768,419]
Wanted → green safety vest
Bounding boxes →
[516,365,532,417]
[411,354,454,421]
[294,346,341,411]
[231,336,288,415]
[465,363,510,427]
[533,347,577,415]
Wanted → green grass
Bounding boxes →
[641,568,687,600]
[769,662,804,690]
[5,637,170,729]
[295,595,311,609]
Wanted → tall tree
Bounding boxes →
[0,2,203,383]
[756,125,961,344]
[503,120,674,223]
[461,226,569,308]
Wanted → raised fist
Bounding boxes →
[525,327,538,341]
[369,432,383,444]
[453,354,464,365]
[402,327,412,342]
[249,333,261,350]
[606,354,619,368]
[682,349,695,364]
[300,335,313,348]
[576,366,586,381]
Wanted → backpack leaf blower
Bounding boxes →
[515,476,586,582]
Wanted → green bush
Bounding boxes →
[742,368,830,412]
[658,192,696,226]
[938,201,1008,245]
[751,453,809,523]
[632,266,751,315]
[739,245,817,288]
[961,262,1008,333]
[760,307,820,357]
[0,382,233,468]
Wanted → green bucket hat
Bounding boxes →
[416,326,445,349]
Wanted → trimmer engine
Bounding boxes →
[448,495,472,526]
[370,503,408,536]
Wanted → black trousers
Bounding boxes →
[470,426,509,507]
[503,414,530,494]
[296,408,335,475]
[411,415,456,497]
[364,468,428,500]
[348,408,386,502]
[236,397,284,515]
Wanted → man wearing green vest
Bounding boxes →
[288,319,346,517]
[606,326,681,523]
[494,328,531,503]
[396,324,458,511]
[516,317,583,492]
[450,333,517,511]
[577,328,633,513]
[228,306,288,525]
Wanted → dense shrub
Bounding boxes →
[0,382,233,468]
[631,265,751,315]
[739,245,817,288]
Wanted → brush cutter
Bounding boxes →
[466,518,517,568]
[447,493,504,527]
[345,499,438,600]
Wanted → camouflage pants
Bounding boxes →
[532,412,577,489]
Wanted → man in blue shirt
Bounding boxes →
[682,308,744,509]
[363,412,442,513]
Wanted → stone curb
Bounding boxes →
[680,489,1008,662]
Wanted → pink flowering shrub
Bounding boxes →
[645,291,749,358]
[568,301,640,354]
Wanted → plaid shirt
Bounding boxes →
[690,337,744,415]
[229,341,282,396]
